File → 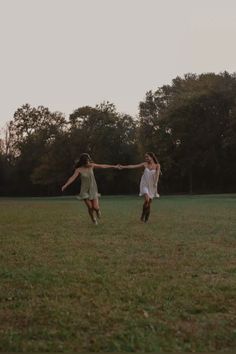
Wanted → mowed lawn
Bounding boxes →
[0,195,236,352]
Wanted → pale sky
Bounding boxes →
[0,0,236,129]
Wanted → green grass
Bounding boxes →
[0,194,236,352]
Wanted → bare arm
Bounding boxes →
[120,163,145,169]
[90,163,118,169]
[154,164,161,186]
[61,168,80,191]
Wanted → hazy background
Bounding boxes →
[1,0,236,128]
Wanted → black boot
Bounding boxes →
[141,205,147,221]
[144,207,150,222]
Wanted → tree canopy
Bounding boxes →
[1,72,236,196]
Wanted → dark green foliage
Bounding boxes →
[139,72,236,193]
[1,72,236,196]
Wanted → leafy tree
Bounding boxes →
[68,102,139,194]
[6,104,67,195]
[139,72,236,193]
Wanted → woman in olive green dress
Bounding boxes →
[61,153,118,224]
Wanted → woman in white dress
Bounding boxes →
[120,152,160,222]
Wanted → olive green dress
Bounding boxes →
[77,168,100,200]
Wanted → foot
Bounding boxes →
[92,217,98,225]
[96,209,101,219]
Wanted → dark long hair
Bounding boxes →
[74,153,92,168]
[146,152,158,164]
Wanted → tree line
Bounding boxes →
[1,72,236,196]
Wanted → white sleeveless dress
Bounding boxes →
[139,167,160,199]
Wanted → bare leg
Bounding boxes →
[92,199,101,219]
[84,199,97,224]
[141,194,150,222]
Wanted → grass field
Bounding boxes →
[0,194,236,352]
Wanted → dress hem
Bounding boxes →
[139,192,160,198]
[76,193,101,201]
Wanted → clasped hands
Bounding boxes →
[115,164,124,170]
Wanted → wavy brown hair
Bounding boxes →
[74,153,92,168]
[146,152,158,164]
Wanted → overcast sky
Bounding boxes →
[0,0,236,129]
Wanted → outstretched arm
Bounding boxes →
[61,168,80,192]
[91,163,119,169]
[119,163,145,169]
